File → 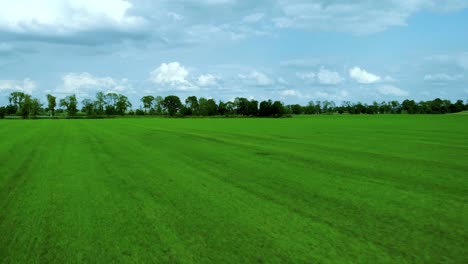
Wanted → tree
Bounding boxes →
[153,96,164,115]
[225,101,235,115]
[60,95,78,116]
[82,99,95,116]
[9,92,25,110]
[20,94,32,119]
[206,99,218,116]
[218,101,228,116]
[104,93,119,115]
[95,92,106,115]
[141,95,155,113]
[185,96,199,115]
[46,94,57,116]
[162,95,182,116]
[390,101,401,114]
[199,98,218,116]
[259,100,272,117]
[5,104,17,115]
[304,101,316,114]
[30,98,42,118]
[450,100,465,113]
[288,104,303,115]
[234,97,249,116]
[0,106,6,119]
[271,101,286,117]
[247,100,259,116]
[402,99,417,114]
[116,94,132,115]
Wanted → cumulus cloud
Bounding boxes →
[349,67,381,84]
[0,0,143,35]
[56,72,132,96]
[314,90,350,101]
[296,67,343,85]
[377,85,409,97]
[150,62,198,91]
[279,89,302,97]
[0,78,36,94]
[197,74,220,87]
[238,71,273,86]
[317,67,343,85]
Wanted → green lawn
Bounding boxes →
[0,115,467,263]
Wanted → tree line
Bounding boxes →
[0,91,467,119]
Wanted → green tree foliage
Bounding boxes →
[95,92,106,115]
[82,99,95,116]
[259,100,286,117]
[141,95,155,113]
[288,104,303,115]
[2,92,467,120]
[185,96,199,115]
[9,92,26,112]
[6,92,42,119]
[0,106,6,119]
[198,98,218,116]
[116,95,132,115]
[60,95,78,117]
[30,98,42,118]
[46,94,57,116]
[217,101,228,116]
[162,95,182,116]
[153,96,164,115]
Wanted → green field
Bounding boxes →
[0,115,467,263]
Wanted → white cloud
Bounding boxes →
[0,0,143,34]
[0,78,36,94]
[151,62,189,85]
[197,74,220,87]
[56,72,131,96]
[296,67,343,85]
[279,89,302,97]
[150,62,198,91]
[314,90,350,101]
[317,67,343,85]
[377,85,409,97]
[425,52,468,72]
[238,71,273,86]
[349,67,381,84]
[296,72,316,81]
[273,1,468,34]
[424,73,464,82]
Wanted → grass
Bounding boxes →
[0,115,467,263]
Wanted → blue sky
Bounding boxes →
[0,0,467,107]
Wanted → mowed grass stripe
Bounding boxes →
[86,120,398,263]
[0,116,467,263]
[101,119,464,262]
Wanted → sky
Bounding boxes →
[0,0,467,107]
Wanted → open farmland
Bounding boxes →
[0,115,467,263]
